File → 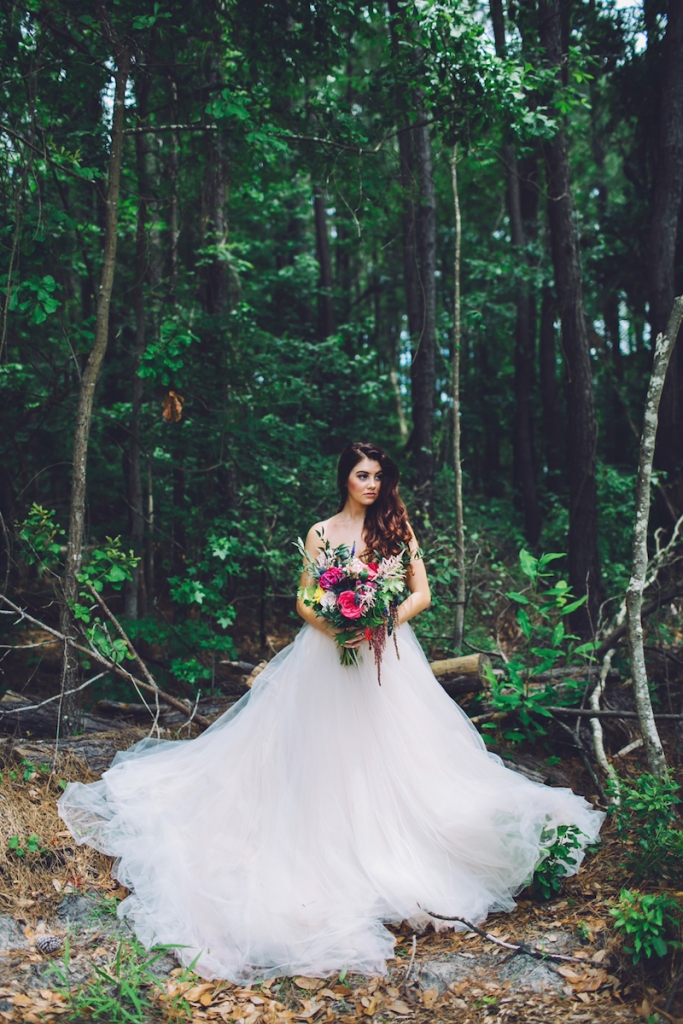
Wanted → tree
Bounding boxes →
[490,0,541,546]
[538,0,602,634]
[59,20,131,731]
[650,0,683,492]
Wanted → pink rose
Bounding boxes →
[366,563,379,579]
[338,590,362,619]
[319,566,345,590]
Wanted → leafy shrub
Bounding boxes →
[610,772,683,882]
[610,889,682,964]
[533,824,585,900]
[483,549,596,744]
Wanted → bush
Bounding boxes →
[610,772,683,882]
[532,824,585,900]
[610,889,682,964]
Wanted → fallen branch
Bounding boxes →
[589,648,620,802]
[0,593,211,730]
[419,908,583,966]
[594,584,683,661]
[0,673,106,717]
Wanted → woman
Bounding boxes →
[58,441,603,983]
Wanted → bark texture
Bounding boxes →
[539,0,601,634]
[651,0,683,481]
[59,46,131,732]
[450,148,466,652]
[539,288,563,478]
[125,74,151,620]
[388,0,436,514]
[313,184,336,338]
[626,296,683,776]
[490,0,541,544]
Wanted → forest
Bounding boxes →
[1,0,683,1021]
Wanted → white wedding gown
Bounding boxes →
[59,623,604,982]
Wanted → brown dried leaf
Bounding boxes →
[185,982,214,1003]
[294,978,325,991]
[296,998,323,1019]
[421,988,439,1009]
[385,998,412,1015]
[574,968,608,993]
[162,391,184,423]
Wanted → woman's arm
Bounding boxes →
[396,527,431,626]
[295,525,338,637]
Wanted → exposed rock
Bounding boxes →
[0,915,29,952]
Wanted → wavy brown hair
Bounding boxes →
[337,441,412,558]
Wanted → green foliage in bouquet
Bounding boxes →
[296,533,411,673]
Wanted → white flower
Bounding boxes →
[348,557,367,576]
[320,591,337,610]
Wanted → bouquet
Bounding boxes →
[296,535,411,681]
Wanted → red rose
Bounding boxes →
[320,567,345,590]
[338,590,362,619]
[366,563,379,578]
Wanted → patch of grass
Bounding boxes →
[47,935,188,1023]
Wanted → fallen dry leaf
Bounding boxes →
[185,982,214,1003]
[294,977,325,991]
[296,997,323,1019]
[385,998,412,1015]
[421,988,439,1009]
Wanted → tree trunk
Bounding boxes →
[539,287,563,478]
[490,0,541,544]
[539,0,601,635]
[450,147,466,652]
[626,296,683,776]
[650,0,683,484]
[505,145,541,546]
[167,75,180,303]
[410,115,437,515]
[388,0,436,514]
[59,47,131,733]
[124,75,150,621]
[313,184,336,338]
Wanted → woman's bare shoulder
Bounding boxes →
[305,519,334,551]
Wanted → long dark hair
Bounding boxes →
[336,441,412,558]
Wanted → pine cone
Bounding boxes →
[35,935,63,955]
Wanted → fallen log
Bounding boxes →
[0,689,131,737]
[430,652,491,680]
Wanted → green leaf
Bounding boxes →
[517,608,531,638]
[505,591,529,604]
[519,549,538,579]
[561,595,588,616]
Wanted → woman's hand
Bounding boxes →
[340,627,366,649]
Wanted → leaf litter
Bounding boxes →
[0,739,670,1023]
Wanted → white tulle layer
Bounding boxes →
[58,624,604,982]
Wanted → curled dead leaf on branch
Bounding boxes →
[162,390,184,423]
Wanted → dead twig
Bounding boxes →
[419,908,583,966]
[0,672,106,716]
[402,934,417,991]
[0,593,211,729]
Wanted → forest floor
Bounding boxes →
[0,728,676,1024]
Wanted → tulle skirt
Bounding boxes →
[58,623,604,982]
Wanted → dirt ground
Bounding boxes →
[0,731,678,1024]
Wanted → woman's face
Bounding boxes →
[346,458,383,507]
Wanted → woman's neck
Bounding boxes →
[339,498,367,524]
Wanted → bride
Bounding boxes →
[58,440,604,983]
